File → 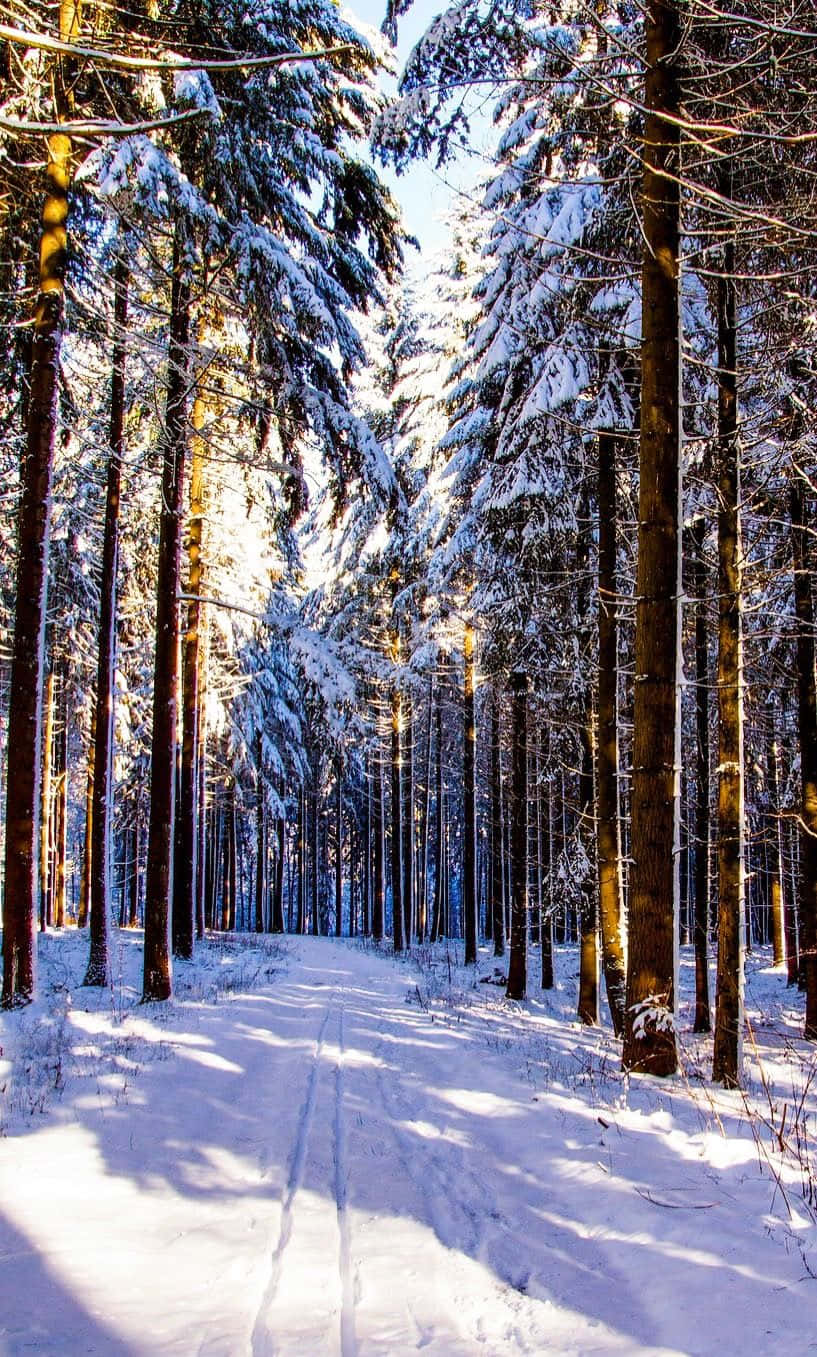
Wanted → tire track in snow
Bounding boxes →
[333,1004,357,1357]
[251,1002,333,1357]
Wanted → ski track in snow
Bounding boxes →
[2,932,817,1356]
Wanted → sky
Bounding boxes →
[345,0,490,265]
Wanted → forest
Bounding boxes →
[3,0,817,1348]
[3,0,817,1072]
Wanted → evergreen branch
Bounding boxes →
[0,24,356,73]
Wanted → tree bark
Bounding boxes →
[255,736,265,933]
[596,432,626,1034]
[463,622,478,964]
[175,349,207,958]
[490,690,506,957]
[2,1,78,1004]
[85,256,128,984]
[335,761,343,937]
[143,221,191,1001]
[372,743,385,940]
[78,717,94,929]
[621,0,682,1075]
[39,666,55,932]
[53,666,68,929]
[391,657,404,953]
[766,720,786,969]
[712,229,745,1087]
[577,490,598,1026]
[431,675,445,943]
[690,518,711,1032]
[790,478,817,1038]
[506,672,529,1000]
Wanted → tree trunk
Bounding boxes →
[391,673,404,952]
[463,622,478,964]
[621,0,682,1075]
[712,228,745,1088]
[372,745,385,941]
[791,478,817,1038]
[577,489,599,1026]
[690,518,712,1032]
[541,740,554,990]
[78,716,94,929]
[2,1,77,1003]
[506,672,529,1000]
[335,761,343,937]
[418,680,433,942]
[53,668,68,929]
[431,677,445,943]
[490,690,506,957]
[40,666,55,933]
[311,786,320,936]
[399,694,412,942]
[143,222,191,1001]
[766,721,786,968]
[596,432,626,1034]
[256,737,265,933]
[175,349,207,958]
[85,257,128,984]
[271,811,285,934]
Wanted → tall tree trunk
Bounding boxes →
[272,810,285,934]
[402,695,414,943]
[175,349,207,958]
[40,666,55,932]
[335,761,343,937]
[790,478,817,1038]
[712,228,745,1087]
[621,0,682,1076]
[431,678,445,943]
[418,680,433,942]
[596,432,626,1034]
[255,737,265,933]
[463,622,478,964]
[363,756,372,937]
[490,691,506,957]
[541,741,554,990]
[372,744,385,941]
[85,257,128,984]
[78,716,94,929]
[577,491,599,1026]
[766,721,786,968]
[143,222,191,1001]
[296,788,306,935]
[690,517,712,1032]
[506,673,529,1000]
[53,667,68,929]
[128,817,140,927]
[2,0,78,1004]
[195,616,209,940]
[391,670,404,953]
[311,785,320,936]
[228,786,237,931]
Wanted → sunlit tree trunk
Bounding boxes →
[597,432,626,1034]
[175,348,207,958]
[85,256,128,984]
[372,743,385,940]
[622,0,682,1075]
[402,697,414,941]
[506,672,528,1000]
[712,228,745,1087]
[143,221,191,1001]
[255,735,265,933]
[2,0,79,1006]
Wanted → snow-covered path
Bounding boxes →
[1,935,815,1355]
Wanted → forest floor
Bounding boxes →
[1,930,816,1356]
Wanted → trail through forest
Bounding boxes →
[1,934,815,1355]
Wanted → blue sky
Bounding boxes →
[347,0,490,263]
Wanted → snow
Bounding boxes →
[1,930,816,1355]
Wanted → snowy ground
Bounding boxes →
[1,930,816,1356]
